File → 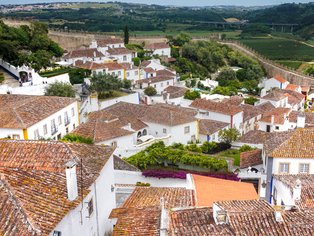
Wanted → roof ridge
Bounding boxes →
[12,108,26,129]
[0,174,41,234]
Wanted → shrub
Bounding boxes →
[170,143,185,150]
[201,141,217,154]
[144,86,157,96]
[136,182,151,187]
[185,143,202,153]
[44,81,75,98]
[132,57,140,66]
[239,145,255,153]
[0,72,4,84]
[244,97,258,105]
[218,128,240,144]
[69,68,90,84]
[61,134,93,144]
[184,90,200,100]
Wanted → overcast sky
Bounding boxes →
[1,0,313,7]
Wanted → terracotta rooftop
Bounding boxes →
[273,74,287,83]
[0,94,77,129]
[190,98,243,116]
[256,101,275,112]
[301,86,310,93]
[141,60,151,67]
[64,48,104,59]
[259,107,291,124]
[240,104,263,121]
[237,130,271,144]
[262,89,287,101]
[96,37,123,47]
[156,69,176,77]
[286,83,300,91]
[221,96,244,106]
[198,119,229,135]
[113,155,140,172]
[143,67,156,73]
[273,174,314,210]
[107,47,132,55]
[193,175,258,207]
[264,130,295,156]
[169,207,234,235]
[72,110,147,143]
[289,111,314,127]
[283,89,305,105]
[120,62,138,70]
[145,42,170,50]
[122,187,196,209]
[163,86,188,99]
[0,140,114,235]
[271,128,314,158]
[215,199,273,213]
[136,76,174,84]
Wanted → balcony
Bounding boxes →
[51,126,58,135]
[64,117,71,126]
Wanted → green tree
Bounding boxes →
[69,68,90,84]
[89,73,124,98]
[44,81,75,98]
[184,90,201,100]
[124,25,129,45]
[144,86,157,96]
[61,134,93,144]
[132,57,140,66]
[123,79,132,89]
[239,145,255,153]
[218,128,240,144]
[244,97,259,105]
[167,33,192,47]
[217,68,237,84]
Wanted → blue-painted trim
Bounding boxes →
[0,64,19,80]
[269,176,273,203]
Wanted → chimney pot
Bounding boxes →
[66,160,78,201]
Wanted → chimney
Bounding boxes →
[271,115,275,125]
[65,160,78,201]
[160,197,169,236]
[274,210,284,222]
[293,179,302,203]
[213,203,227,225]
[261,88,267,97]
[297,113,305,128]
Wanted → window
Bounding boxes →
[66,127,69,134]
[111,141,117,147]
[126,72,130,77]
[142,129,147,136]
[275,126,279,130]
[279,163,290,174]
[88,198,94,216]
[167,81,169,85]
[123,55,127,61]
[161,83,163,87]
[58,115,62,125]
[53,231,62,236]
[163,128,167,134]
[43,124,48,135]
[12,134,20,140]
[34,129,39,140]
[135,71,138,76]
[71,108,75,117]
[73,124,76,130]
[299,163,310,174]
[154,84,156,88]
[266,125,271,133]
[118,71,122,76]
[184,126,190,134]
[57,134,61,140]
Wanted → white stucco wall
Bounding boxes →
[51,156,116,236]
[0,128,24,139]
[152,48,171,58]
[272,157,314,175]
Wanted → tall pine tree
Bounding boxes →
[124,25,129,45]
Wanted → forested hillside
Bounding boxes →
[0,21,63,70]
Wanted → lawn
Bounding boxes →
[239,38,314,62]
[39,68,72,78]
[217,149,240,166]
[98,90,128,101]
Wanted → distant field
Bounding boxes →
[240,38,314,62]
[59,3,117,9]
[274,60,303,70]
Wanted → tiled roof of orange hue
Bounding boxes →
[286,83,300,91]
[190,98,243,116]
[75,60,106,70]
[109,206,161,236]
[237,130,270,144]
[289,111,314,126]
[64,48,104,59]
[262,89,287,101]
[102,102,197,127]
[156,69,176,77]
[259,107,291,124]
[0,94,77,129]
[143,67,156,73]
[0,140,114,235]
[137,76,174,84]
[240,104,263,121]
[140,60,151,67]
[271,128,314,158]
[120,62,138,70]
[72,110,147,142]
[273,74,287,83]
[283,89,305,105]
[163,86,187,99]
[107,47,132,55]
[145,42,170,50]
[193,175,258,207]
[264,130,295,155]
[215,199,273,213]
[273,174,314,210]
[198,119,229,135]
[169,207,234,236]
[122,187,196,209]
[96,37,123,47]
[257,101,276,112]
[113,155,140,172]
[221,96,244,106]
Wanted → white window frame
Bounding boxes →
[184,126,190,134]
[279,163,290,174]
[299,163,310,174]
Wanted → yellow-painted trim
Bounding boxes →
[138,68,140,80]
[23,129,28,140]
[124,69,127,80]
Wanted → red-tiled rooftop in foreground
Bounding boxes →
[193,175,258,207]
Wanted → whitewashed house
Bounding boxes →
[258,108,292,133]
[190,98,244,134]
[0,140,116,236]
[198,119,229,142]
[263,74,289,91]
[136,76,175,94]
[0,94,79,140]
[240,104,263,134]
[107,48,136,64]
[144,42,171,58]
[90,38,125,55]
[141,59,166,71]
[162,86,188,105]
[62,48,106,65]
[121,63,140,83]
